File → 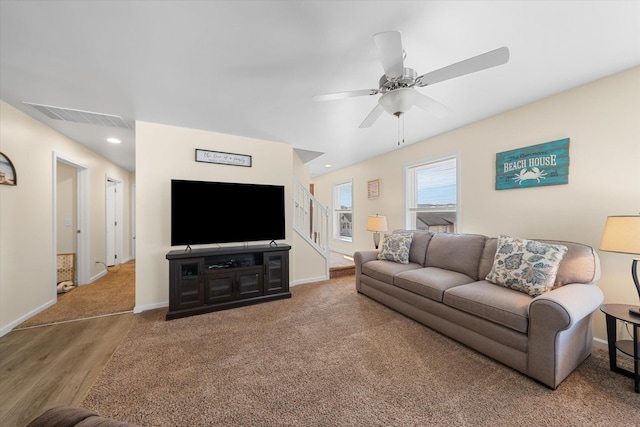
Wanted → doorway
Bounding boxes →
[53,153,89,295]
[16,154,134,329]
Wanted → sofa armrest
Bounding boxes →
[527,283,604,388]
[354,250,379,292]
[530,283,604,328]
[27,406,144,427]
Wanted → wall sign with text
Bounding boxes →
[195,149,252,167]
[495,138,569,190]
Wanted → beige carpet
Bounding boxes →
[81,276,638,426]
[17,261,135,328]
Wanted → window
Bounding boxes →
[405,155,458,233]
[333,180,353,241]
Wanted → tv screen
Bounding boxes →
[171,180,286,246]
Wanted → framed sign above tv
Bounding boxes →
[195,149,252,167]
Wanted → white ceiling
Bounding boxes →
[1,1,639,177]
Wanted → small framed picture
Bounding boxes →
[367,179,380,199]
[0,152,17,186]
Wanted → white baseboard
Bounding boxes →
[593,337,608,350]
[290,275,329,287]
[86,269,108,284]
[85,259,134,285]
[133,301,168,314]
[0,298,56,338]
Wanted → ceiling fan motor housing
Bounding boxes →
[378,68,418,93]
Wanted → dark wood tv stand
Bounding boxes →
[165,244,291,320]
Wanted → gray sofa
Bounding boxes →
[354,231,603,389]
[27,406,142,426]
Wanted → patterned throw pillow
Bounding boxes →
[485,235,568,297]
[377,233,414,264]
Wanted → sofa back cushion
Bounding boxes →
[540,239,601,286]
[393,229,433,267]
[478,238,498,279]
[479,237,600,287]
[425,233,487,280]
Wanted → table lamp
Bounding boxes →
[367,214,388,249]
[599,215,640,316]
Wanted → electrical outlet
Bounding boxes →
[94,258,99,264]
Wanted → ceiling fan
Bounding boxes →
[314,31,510,131]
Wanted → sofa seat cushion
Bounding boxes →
[443,280,532,333]
[394,267,475,302]
[362,260,422,284]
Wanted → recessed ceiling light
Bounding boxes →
[324,164,332,168]
[107,137,121,144]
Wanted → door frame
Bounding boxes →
[52,153,90,298]
[130,183,136,259]
[105,175,124,266]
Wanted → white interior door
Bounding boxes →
[106,177,123,266]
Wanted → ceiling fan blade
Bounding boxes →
[416,46,510,87]
[313,88,378,102]
[374,31,404,78]
[412,93,451,119]
[359,104,384,128]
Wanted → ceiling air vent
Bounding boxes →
[23,102,131,129]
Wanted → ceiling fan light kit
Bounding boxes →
[378,88,416,115]
[314,30,510,141]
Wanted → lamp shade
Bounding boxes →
[599,215,640,255]
[367,215,388,232]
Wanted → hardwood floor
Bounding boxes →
[0,313,134,426]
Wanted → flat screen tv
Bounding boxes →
[171,179,285,247]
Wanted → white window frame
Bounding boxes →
[332,179,353,242]
[404,152,460,233]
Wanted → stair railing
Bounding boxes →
[293,177,330,259]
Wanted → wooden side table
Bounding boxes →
[600,303,640,393]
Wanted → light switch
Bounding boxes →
[64,218,72,227]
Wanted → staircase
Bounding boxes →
[293,178,330,264]
[329,252,355,278]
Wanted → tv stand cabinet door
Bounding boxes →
[237,267,263,299]
[204,270,235,304]
[264,251,289,295]
[171,258,204,311]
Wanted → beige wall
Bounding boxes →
[312,67,640,343]
[134,121,325,311]
[0,101,133,334]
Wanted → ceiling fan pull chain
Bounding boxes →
[396,113,405,146]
